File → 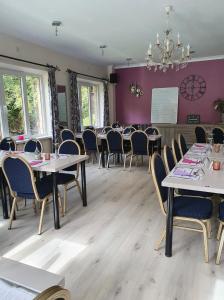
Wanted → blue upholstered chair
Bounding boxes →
[82,129,102,167]
[24,139,43,152]
[57,140,82,213]
[106,130,129,168]
[216,202,224,264]
[171,138,182,163]
[195,126,207,143]
[163,144,212,199]
[151,153,212,262]
[85,126,95,131]
[145,127,160,135]
[102,126,113,134]
[0,137,16,151]
[178,134,188,157]
[123,126,136,134]
[212,127,224,144]
[111,121,121,128]
[129,130,151,171]
[2,155,53,234]
[60,129,75,141]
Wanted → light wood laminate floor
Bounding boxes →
[0,163,224,300]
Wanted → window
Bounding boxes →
[78,81,104,128]
[0,67,49,138]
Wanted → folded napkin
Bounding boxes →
[182,158,200,165]
[30,160,49,167]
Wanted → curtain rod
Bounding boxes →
[67,68,109,82]
[0,54,60,71]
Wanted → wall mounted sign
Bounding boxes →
[179,75,206,101]
[187,114,200,124]
[57,85,68,126]
[129,83,143,98]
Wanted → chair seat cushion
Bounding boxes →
[219,202,224,221]
[56,173,76,185]
[173,196,213,220]
[17,175,53,199]
[178,189,212,198]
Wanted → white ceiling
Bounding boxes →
[0,0,224,66]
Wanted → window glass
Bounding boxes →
[3,74,25,136]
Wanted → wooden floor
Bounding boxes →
[0,162,224,300]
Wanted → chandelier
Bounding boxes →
[145,6,191,72]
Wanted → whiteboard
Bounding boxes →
[151,87,179,124]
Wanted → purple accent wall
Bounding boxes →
[115,59,224,124]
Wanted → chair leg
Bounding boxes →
[148,156,151,173]
[217,222,223,240]
[201,222,209,263]
[63,185,67,214]
[8,197,17,230]
[206,220,212,239]
[216,229,224,264]
[58,193,64,217]
[76,180,82,200]
[123,154,127,169]
[38,199,46,235]
[107,154,110,168]
[98,153,102,169]
[129,155,133,169]
[154,228,166,251]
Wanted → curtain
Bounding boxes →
[69,71,81,132]
[103,81,110,126]
[48,67,60,144]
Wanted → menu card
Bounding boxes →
[169,167,200,180]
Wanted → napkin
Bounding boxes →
[169,167,199,180]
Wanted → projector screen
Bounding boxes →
[151,87,179,124]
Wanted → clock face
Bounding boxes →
[180,75,206,101]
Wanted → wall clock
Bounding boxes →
[179,75,206,101]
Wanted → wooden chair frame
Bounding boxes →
[34,285,70,300]
[2,155,53,234]
[60,129,75,141]
[129,130,151,172]
[171,138,181,164]
[145,126,160,135]
[178,134,187,158]
[82,129,102,168]
[58,140,82,213]
[216,220,224,264]
[106,130,130,169]
[151,153,211,263]
[163,145,175,174]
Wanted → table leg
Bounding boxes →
[52,172,60,229]
[0,169,8,219]
[81,161,87,207]
[165,187,174,257]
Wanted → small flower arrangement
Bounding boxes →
[214,98,224,113]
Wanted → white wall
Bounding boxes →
[0,33,110,127]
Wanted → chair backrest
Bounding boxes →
[60,129,75,141]
[35,285,70,300]
[106,130,123,153]
[130,130,149,155]
[82,129,98,152]
[131,124,139,130]
[58,140,81,171]
[150,153,168,215]
[123,126,136,134]
[85,126,95,131]
[212,127,224,144]
[111,122,121,128]
[172,138,182,163]
[24,139,43,153]
[195,126,206,143]
[102,126,113,134]
[178,134,188,157]
[163,145,175,173]
[0,137,16,151]
[2,156,37,199]
[145,127,160,135]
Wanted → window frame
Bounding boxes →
[0,67,47,138]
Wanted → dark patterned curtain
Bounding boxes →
[103,81,110,126]
[69,71,81,132]
[48,67,60,144]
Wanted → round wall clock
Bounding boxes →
[179,75,206,101]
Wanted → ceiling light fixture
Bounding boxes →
[145,5,191,72]
[52,20,62,37]
[99,45,107,56]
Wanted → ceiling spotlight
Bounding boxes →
[52,20,62,36]
[99,45,107,56]
[126,58,132,66]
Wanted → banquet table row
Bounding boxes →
[0,151,89,229]
[76,132,162,167]
[162,143,224,257]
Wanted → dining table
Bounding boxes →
[162,143,224,257]
[0,151,89,230]
[76,132,162,167]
